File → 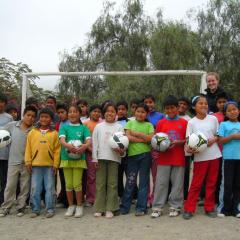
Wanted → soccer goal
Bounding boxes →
[21,70,207,116]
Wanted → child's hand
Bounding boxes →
[169,140,177,149]
[66,144,78,153]
[52,167,58,176]
[94,162,99,169]
[75,144,87,154]
[207,137,217,147]
[185,145,199,154]
[26,164,32,174]
[231,133,240,140]
[113,148,125,156]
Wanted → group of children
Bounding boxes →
[0,72,240,220]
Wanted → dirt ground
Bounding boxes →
[0,206,239,240]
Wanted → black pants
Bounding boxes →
[57,168,68,207]
[0,160,8,204]
[223,160,240,215]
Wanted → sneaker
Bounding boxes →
[94,212,103,217]
[30,212,39,218]
[105,211,114,219]
[45,211,55,218]
[84,202,93,207]
[56,203,65,208]
[182,211,193,220]
[65,205,76,217]
[135,211,145,217]
[205,211,217,218]
[16,209,25,217]
[0,208,10,217]
[74,206,83,218]
[217,212,226,218]
[151,210,162,218]
[235,213,240,218]
[169,207,180,217]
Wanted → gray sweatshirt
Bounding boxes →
[92,121,123,163]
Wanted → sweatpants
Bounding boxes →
[152,165,184,210]
[1,164,30,210]
[184,159,219,213]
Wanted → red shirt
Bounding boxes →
[156,117,187,166]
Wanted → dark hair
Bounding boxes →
[223,101,240,121]
[77,99,88,106]
[68,104,82,114]
[5,104,18,113]
[0,93,8,104]
[163,95,178,108]
[116,100,128,110]
[143,94,155,102]
[23,105,38,116]
[130,98,141,106]
[215,92,230,102]
[56,103,68,112]
[26,97,38,107]
[178,96,190,106]
[189,94,207,115]
[46,96,57,104]
[136,102,149,113]
[39,107,54,120]
[89,104,102,113]
[101,100,114,110]
[102,103,117,116]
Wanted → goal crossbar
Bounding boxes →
[21,70,207,116]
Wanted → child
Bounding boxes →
[92,103,124,218]
[120,103,154,216]
[6,104,19,121]
[218,101,240,218]
[178,96,192,200]
[59,105,91,217]
[83,104,102,206]
[56,103,69,208]
[128,98,140,121]
[25,108,61,218]
[77,99,89,123]
[143,94,164,206]
[0,93,13,205]
[183,95,222,220]
[151,96,187,218]
[45,96,59,124]
[0,106,37,217]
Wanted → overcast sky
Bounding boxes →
[0,0,207,90]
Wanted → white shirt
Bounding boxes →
[186,115,222,162]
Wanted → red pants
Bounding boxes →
[184,159,219,213]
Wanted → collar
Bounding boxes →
[166,115,179,120]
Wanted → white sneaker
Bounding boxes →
[65,205,76,217]
[151,209,162,218]
[235,213,240,218]
[74,206,83,218]
[94,212,102,217]
[217,213,225,218]
[169,207,180,217]
[105,211,114,219]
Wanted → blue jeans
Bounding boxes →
[31,167,55,213]
[120,152,151,213]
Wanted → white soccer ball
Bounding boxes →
[109,132,129,150]
[0,130,11,149]
[187,132,208,152]
[67,140,82,159]
[151,132,171,152]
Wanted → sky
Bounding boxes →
[0,0,207,91]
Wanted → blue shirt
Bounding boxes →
[147,111,165,128]
[218,121,240,160]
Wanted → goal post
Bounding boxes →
[21,70,207,117]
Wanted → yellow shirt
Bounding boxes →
[25,128,61,168]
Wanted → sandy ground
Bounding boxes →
[0,206,239,240]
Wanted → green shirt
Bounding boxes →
[59,124,91,161]
[125,120,154,156]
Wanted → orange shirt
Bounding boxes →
[84,119,101,134]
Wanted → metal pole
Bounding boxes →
[200,73,207,94]
[21,74,27,118]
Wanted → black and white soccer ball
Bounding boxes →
[109,132,129,150]
[67,140,82,159]
[0,130,11,149]
[151,132,171,152]
[186,132,208,152]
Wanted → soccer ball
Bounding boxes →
[0,130,11,149]
[186,132,208,152]
[151,133,171,152]
[67,140,82,159]
[109,132,129,150]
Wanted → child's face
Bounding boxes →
[164,105,178,119]
[90,108,101,122]
[206,75,218,92]
[23,111,36,127]
[104,106,116,123]
[195,97,208,115]
[68,106,80,124]
[79,104,88,116]
[130,103,137,115]
[226,104,239,121]
[178,101,189,115]
[216,98,227,113]
[0,101,6,113]
[39,113,52,128]
[144,98,155,112]
[9,109,18,121]
[117,105,127,118]
[57,108,68,122]
[46,99,56,111]
[135,107,148,122]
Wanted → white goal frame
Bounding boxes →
[21,70,207,117]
